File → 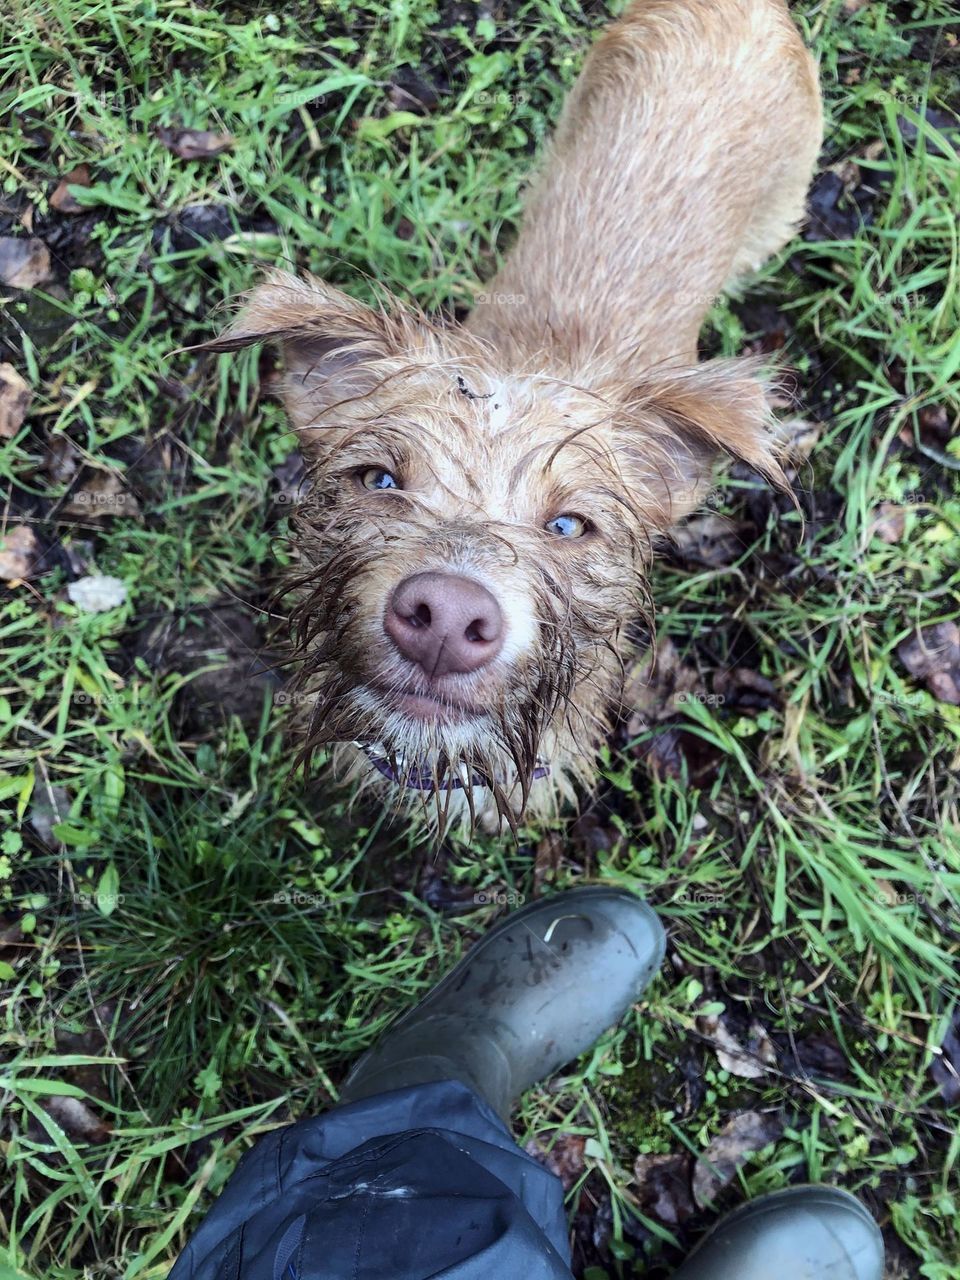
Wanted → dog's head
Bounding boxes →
[207,271,785,825]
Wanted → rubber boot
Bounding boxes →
[340,885,666,1121]
[673,1185,884,1280]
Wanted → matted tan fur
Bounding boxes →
[205,0,822,830]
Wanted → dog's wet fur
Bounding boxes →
[206,0,822,830]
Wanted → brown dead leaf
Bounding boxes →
[713,666,779,711]
[642,726,723,784]
[51,163,93,213]
[157,127,235,159]
[918,404,953,440]
[0,236,53,289]
[525,1133,586,1191]
[61,469,141,520]
[897,622,960,706]
[788,1030,849,1080]
[898,403,954,452]
[774,415,821,464]
[623,638,701,730]
[692,1111,783,1208]
[0,524,39,581]
[632,1152,695,1226]
[869,502,907,543]
[0,917,25,950]
[532,830,563,896]
[40,1094,111,1143]
[624,641,725,782]
[45,435,82,484]
[0,364,32,438]
[699,1014,777,1079]
[670,514,749,568]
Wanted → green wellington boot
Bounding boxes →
[340,885,666,1122]
[673,1185,885,1280]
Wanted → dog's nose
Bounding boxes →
[384,572,504,678]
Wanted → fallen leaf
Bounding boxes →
[157,127,235,159]
[775,414,821,465]
[632,1152,695,1226]
[641,726,723,785]
[532,830,563,895]
[804,170,874,241]
[0,524,39,581]
[788,1031,849,1080]
[387,67,440,115]
[699,1014,777,1079]
[41,1094,111,1142]
[50,163,92,213]
[526,1133,586,1191]
[0,364,32,438]
[45,435,82,483]
[66,574,128,613]
[897,622,960,706]
[897,107,960,158]
[61,469,141,520]
[692,1111,783,1208]
[868,502,907,543]
[29,785,71,846]
[713,666,779,711]
[623,638,701,729]
[625,642,724,783]
[671,513,749,568]
[0,236,53,289]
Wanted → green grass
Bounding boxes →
[2,0,960,1276]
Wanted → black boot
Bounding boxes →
[340,886,666,1121]
[673,1185,884,1280]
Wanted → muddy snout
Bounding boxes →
[383,571,504,678]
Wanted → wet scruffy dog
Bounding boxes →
[207,0,822,830]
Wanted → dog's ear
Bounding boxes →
[200,270,434,440]
[617,358,789,526]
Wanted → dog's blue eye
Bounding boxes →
[360,467,399,491]
[546,513,589,538]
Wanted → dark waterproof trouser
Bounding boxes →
[168,1079,574,1279]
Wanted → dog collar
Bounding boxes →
[354,742,550,792]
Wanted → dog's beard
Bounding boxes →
[290,646,573,828]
